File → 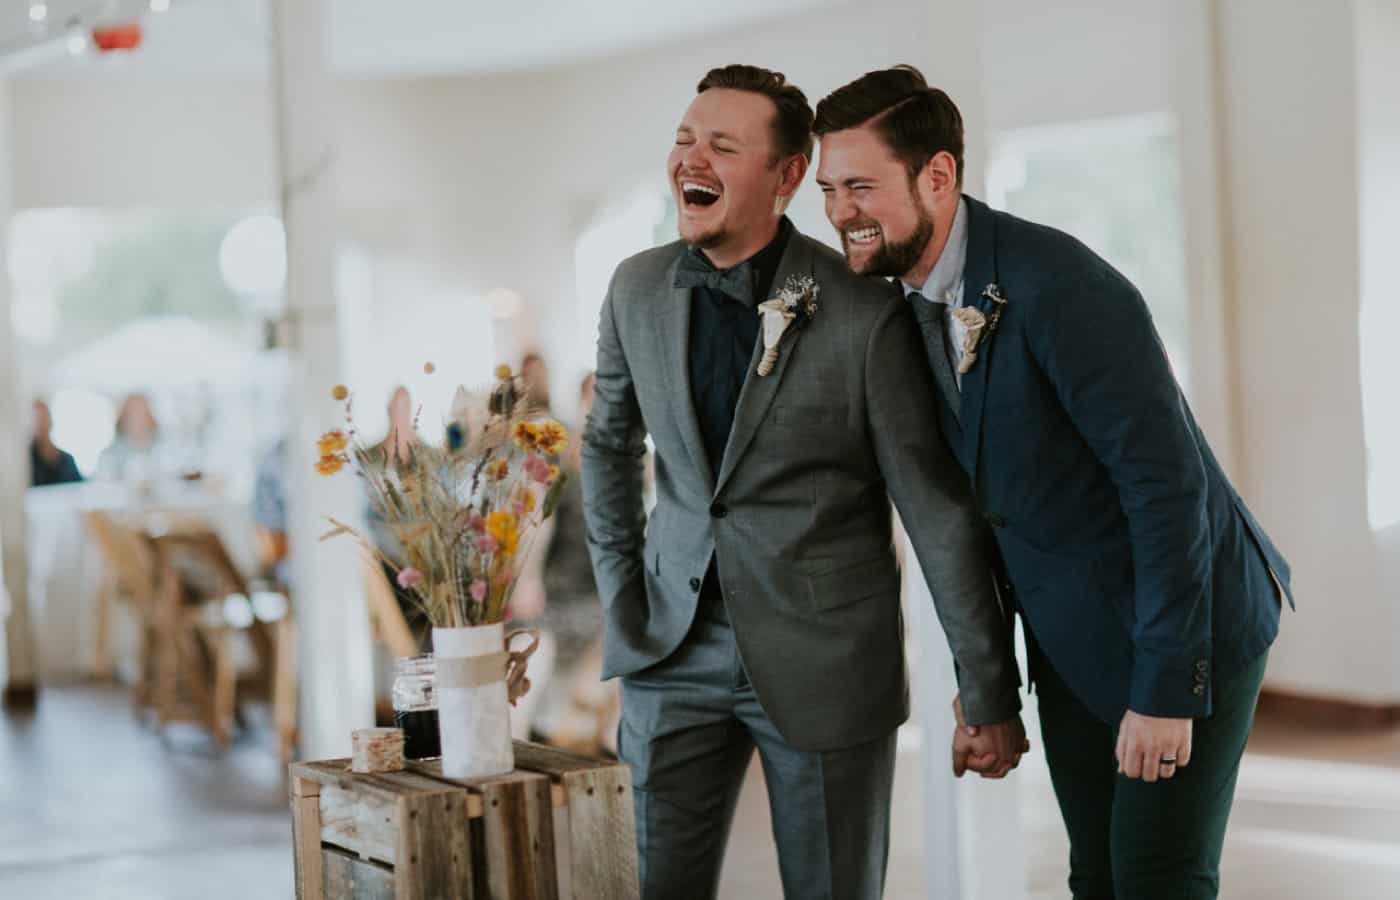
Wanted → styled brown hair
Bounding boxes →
[697,64,815,162]
[814,65,964,185]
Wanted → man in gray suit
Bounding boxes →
[582,64,1025,900]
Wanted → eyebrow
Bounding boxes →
[675,126,743,144]
[815,176,877,188]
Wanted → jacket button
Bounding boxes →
[1195,660,1209,673]
[689,577,702,592]
[1192,684,1206,696]
[710,503,728,519]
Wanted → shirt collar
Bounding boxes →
[900,196,969,306]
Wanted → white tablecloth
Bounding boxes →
[26,481,256,683]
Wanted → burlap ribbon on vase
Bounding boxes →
[435,628,541,705]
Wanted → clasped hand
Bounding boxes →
[951,694,1030,779]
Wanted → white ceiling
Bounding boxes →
[3,0,831,79]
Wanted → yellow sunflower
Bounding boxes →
[512,421,540,451]
[486,510,519,558]
[535,420,569,455]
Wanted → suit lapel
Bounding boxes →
[712,235,814,497]
[958,196,1002,488]
[657,254,716,494]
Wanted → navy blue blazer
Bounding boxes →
[928,196,1293,723]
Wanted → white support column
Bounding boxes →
[1167,0,1242,478]
[911,3,1026,898]
[0,78,37,707]
[269,0,375,758]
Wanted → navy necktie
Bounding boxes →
[908,291,961,422]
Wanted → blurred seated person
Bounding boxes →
[30,399,83,487]
[96,392,166,482]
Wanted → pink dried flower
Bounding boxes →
[512,500,526,517]
[522,453,553,485]
[470,513,486,533]
[470,580,487,603]
[396,567,423,589]
[477,535,499,555]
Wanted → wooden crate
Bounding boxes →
[290,741,639,900]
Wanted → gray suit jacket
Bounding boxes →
[582,228,1020,751]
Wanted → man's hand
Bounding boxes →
[951,694,1031,779]
[1116,710,1192,782]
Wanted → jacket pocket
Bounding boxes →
[803,555,899,613]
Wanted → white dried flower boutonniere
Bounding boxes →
[955,283,1009,374]
[756,274,820,376]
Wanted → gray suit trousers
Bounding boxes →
[620,593,897,900]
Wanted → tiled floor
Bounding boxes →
[4,684,1400,899]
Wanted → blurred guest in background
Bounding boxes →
[96,392,164,482]
[252,435,290,586]
[29,398,83,487]
[520,351,552,416]
[364,386,427,642]
[535,372,615,754]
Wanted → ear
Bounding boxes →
[923,150,959,200]
[777,153,809,200]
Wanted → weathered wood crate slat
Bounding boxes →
[290,741,638,900]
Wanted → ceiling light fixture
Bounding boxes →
[29,3,49,24]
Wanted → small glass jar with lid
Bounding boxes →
[391,654,440,760]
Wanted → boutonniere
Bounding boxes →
[756,274,820,376]
[953,283,1008,374]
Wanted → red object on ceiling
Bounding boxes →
[91,23,143,52]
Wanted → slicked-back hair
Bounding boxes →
[697,64,815,162]
[814,65,964,185]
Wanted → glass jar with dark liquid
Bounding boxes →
[392,654,440,760]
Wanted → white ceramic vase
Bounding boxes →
[431,623,513,778]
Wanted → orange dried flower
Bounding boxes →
[315,454,346,476]
[317,430,349,456]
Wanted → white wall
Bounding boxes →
[1176,0,1397,702]
[982,0,1170,132]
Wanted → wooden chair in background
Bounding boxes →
[86,511,294,753]
[84,511,161,708]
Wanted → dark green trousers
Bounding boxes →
[1033,642,1268,899]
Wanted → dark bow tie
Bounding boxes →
[673,252,757,306]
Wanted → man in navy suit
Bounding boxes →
[814,66,1293,899]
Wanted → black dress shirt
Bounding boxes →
[686,217,793,474]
